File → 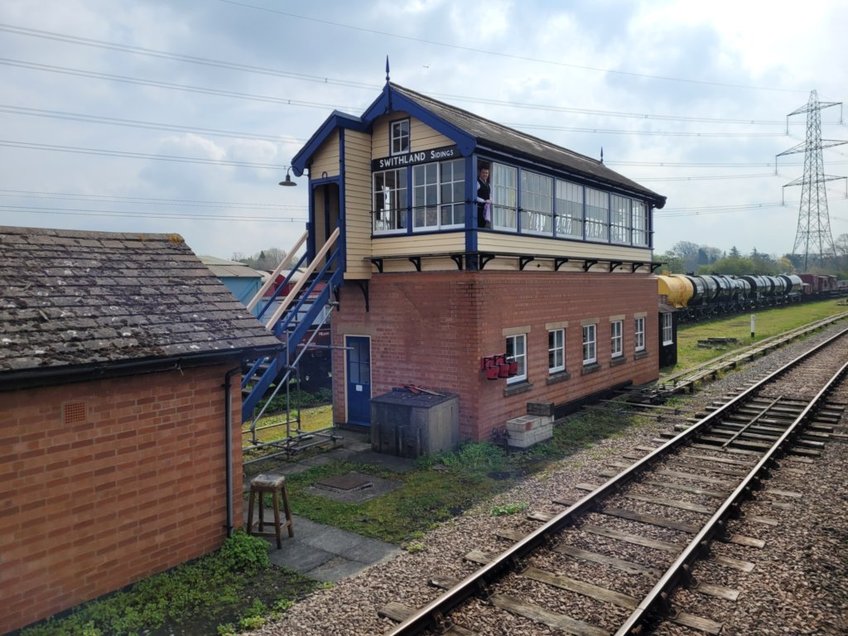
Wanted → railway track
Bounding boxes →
[656,311,848,396]
[381,327,848,635]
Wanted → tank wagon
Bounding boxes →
[657,273,808,322]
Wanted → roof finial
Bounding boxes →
[600,146,604,164]
[385,55,390,83]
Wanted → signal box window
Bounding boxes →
[582,324,597,365]
[491,163,518,231]
[548,329,565,374]
[610,320,623,358]
[635,316,646,352]
[390,119,410,155]
[412,158,464,230]
[373,168,407,233]
[662,313,674,345]
[506,333,527,384]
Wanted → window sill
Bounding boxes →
[546,371,571,385]
[503,381,533,397]
[581,363,601,376]
[610,356,627,367]
[634,350,649,360]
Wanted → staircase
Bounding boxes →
[241,228,342,425]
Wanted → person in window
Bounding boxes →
[476,165,491,228]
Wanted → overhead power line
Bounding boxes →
[0,188,305,210]
[216,0,808,94]
[0,105,305,144]
[655,202,787,217]
[3,136,839,171]
[0,101,793,142]
[510,123,787,136]
[0,23,826,126]
[0,23,377,90]
[0,204,306,223]
[0,139,281,169]
[0,57,768,127]
[0,58,357,111]
[607,159,848,168]
[635,172,779,182]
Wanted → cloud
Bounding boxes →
[0,0,845,259]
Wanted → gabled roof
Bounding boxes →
[291,110,368,176]
[291,82,665,207]
[0,226,281,382]
[389,84,665,207]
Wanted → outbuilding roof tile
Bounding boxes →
[0,226,281,376]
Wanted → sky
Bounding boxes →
[1,0,846,261]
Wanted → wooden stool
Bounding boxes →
[247,473,294,548]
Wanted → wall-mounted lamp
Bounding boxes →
[279,167,297,187]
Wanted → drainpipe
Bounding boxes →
[224,366,241,537]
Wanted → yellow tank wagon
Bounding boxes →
[657,274,694,308]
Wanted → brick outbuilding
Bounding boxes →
[0,226,280,634]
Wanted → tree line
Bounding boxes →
[230,247,287,271]
[657,234,848,278]
[231,237,848,278]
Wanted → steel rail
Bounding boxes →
[658,311,848,392]
[386,326,848,636]
[616,355,848,635]
[722,395,783,448]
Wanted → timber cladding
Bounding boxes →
[0,363,243,634]
[331,271,658,441]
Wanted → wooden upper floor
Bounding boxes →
[292,83,666,280]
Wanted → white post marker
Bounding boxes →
[750,314,756,339]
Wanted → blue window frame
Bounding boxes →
[412,158,464,230]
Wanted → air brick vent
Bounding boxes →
[63,401,87,425]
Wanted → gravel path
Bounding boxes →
[255,323,848,636]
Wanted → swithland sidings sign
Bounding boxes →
[371,145,459,171]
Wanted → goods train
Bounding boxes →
[657,273,840,321]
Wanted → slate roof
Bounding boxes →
[0,226,281,378]
[390,83,666,207]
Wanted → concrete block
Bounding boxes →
[506,415,541,433]
[507,421,553,448]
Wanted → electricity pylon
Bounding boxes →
[776,90,846,270]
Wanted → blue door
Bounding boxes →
[345,336,371,425]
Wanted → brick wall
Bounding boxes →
[332,270,658,441]
[0,363,243,634]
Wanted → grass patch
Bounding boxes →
[242,402,334,450]
[277,407,655,545]
[21,532,320,636]
[490,502,529,516]
[667,299,846,373]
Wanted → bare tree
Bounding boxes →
[241,247,288,271]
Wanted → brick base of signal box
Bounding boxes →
[331,270,658,441]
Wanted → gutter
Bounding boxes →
[223,366,241,538]
[0,344,281,393]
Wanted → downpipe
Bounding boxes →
[224,366,241,537]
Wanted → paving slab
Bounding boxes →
[257,514,400,583]
[244,429,403,581]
